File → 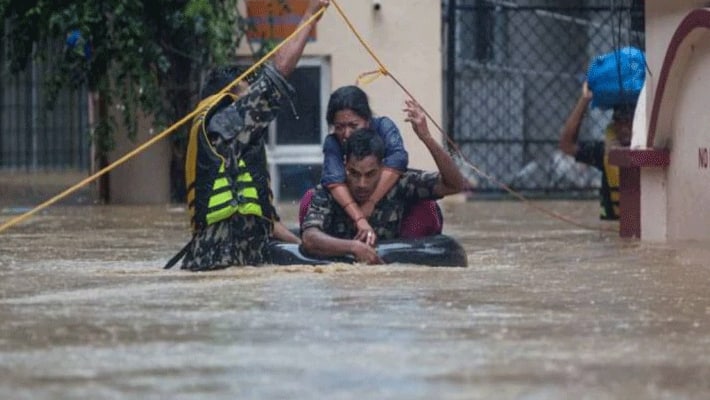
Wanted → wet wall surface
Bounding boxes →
[1,201,710,399]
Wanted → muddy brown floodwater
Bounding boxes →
[1,200,710,399]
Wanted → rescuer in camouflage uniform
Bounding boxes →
[166,0,330,271]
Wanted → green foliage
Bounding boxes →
[0,0,245,156]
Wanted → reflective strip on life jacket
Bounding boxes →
[186,93,264,230]
[205,161,263,226]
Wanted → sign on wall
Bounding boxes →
[246,0,317,42]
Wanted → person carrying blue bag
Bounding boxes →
[559,47,646,220]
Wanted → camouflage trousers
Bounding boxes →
[179,215,272,271]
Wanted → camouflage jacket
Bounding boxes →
[302,170,441,240]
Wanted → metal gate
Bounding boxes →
[445,0,644,198]
[0,47,90,171]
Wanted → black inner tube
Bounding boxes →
[268,234,468,267]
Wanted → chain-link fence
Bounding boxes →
[445,0,644,198]
[0,44,90,171]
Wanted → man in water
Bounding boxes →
[559,81,636,220]
[300,99,466,264]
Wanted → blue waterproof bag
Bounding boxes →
[587,47,645,109]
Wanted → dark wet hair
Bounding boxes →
[200,65,257,99]
[326,85,373,125]
[344,128,385,162]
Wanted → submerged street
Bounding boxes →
[1,201,710,399]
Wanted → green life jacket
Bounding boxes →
[185,93,264,231]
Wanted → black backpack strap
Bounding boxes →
[164,238,193,269]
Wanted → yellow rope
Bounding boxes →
[330,0,389,76]
[0,6,327,235]
[331,0,616,234]
[356,69,386,86]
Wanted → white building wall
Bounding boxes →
[641,0,710,241]
[665,42,710,241]
[239,0,443,171]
